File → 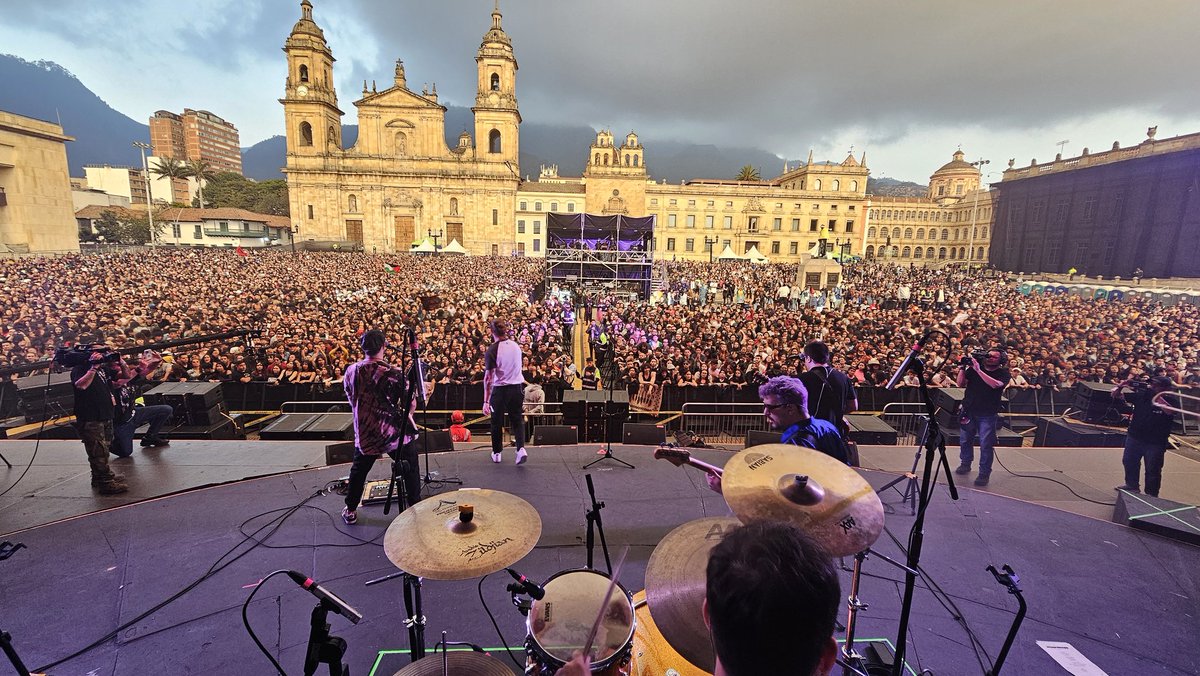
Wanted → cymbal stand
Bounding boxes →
[302,601,349,676]
[365,567,427,663]
[840,548,919,676]
[583,473,613,574]
[0,630,32,676]
[877,416,934,516]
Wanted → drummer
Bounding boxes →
[707,375,849,493]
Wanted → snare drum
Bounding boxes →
[525,569,636,675]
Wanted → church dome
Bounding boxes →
[932,149,978,176]
[289,0,327,41]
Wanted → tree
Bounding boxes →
[92,210,122,242]
[735,165,761,182]
[185,159,216,208]
[149,156,190,205]
[200,172,290,216]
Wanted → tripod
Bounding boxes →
[877,417,935,516]
[584,359,633,469]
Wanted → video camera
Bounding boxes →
[959,350,990,367]
[53,344,122,369]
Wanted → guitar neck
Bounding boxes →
[685,457,723,476]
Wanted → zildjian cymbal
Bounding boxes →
[392,650,513,676]
[720,443,884,557]
[383,488,542,580]
[644,516,741,674]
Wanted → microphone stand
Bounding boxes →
[303,600,350,676]
[0,630,32,676]
[583,473,613,574]
[584,358,633,469]
[891,356,958,676]
[409,329,461,493]
[985,565,1027,676]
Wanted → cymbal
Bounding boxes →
[383,488,542,580]
[392,650,512,676]
[644,517,741,673]
[721,444,884,557]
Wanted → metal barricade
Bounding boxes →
[679,402,769,445]
[879,403,930,446]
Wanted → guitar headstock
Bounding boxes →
[654,446,692,467]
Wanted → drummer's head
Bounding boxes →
[758,376,810,430]
[704,520,839,676]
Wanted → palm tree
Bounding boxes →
[184,159,216,208]
[149,157,189,204]
[735,165,761,182]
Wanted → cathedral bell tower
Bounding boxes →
[281,0,344,155]
[472,3,520,167]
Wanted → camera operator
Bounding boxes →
[1113,376,1177,497]
[71,350,128,495]
[954,348,1010,487]
[111,351,173,457]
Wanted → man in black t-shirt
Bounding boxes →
[797,341,857,437]
[72,351,128,495]
[1113,376,1177,497]
[954,348,1010,487]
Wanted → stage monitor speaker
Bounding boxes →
[623,423,666,445]
[846,415,899,445]
[532,425,578,446]
[168,418,240,440]
[940,426,1024,448]
[325,441,355,465]
[1113,491,1200,546]
[1073,381,1118,422]
[931,388,966,414]
[1034,417,1125,447]
[14,372,73,397]
[260,413,323,440]
[745,429,783,447]
[415,429,454,452]
[188,404,227,426]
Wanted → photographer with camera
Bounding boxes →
[1113,376,1177,497]
[954,348,1010,487]
[111,351,173,457]
[70,348,128,495]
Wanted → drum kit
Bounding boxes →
[379,444,898,676]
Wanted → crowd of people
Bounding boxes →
[2,251,1199,401]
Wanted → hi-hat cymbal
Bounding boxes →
[721,443,884,557]
[644,516,741,673]
[383,488,541,580]
[392,650,512,676]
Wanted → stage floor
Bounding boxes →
[1,442,1198,675]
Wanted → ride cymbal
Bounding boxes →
[644,516,741,673]
[383,488,541,580]
[721,443,884,557]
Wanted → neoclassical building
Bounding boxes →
[282,1,992,264]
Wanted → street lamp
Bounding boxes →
[427,227,443,253]
[704,235,719,263]
[968,158,990,269]
[835,238,852,261]
[132,141,155,244]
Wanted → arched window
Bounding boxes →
[832,179,840,191]
[488,129,502,154]
[594,153,600,165]
[941,228,949,240]
[914,246,924,259]
[926,247,935,259]
[348,194,358,212]
[851,180,858,192]
[633,155,639,167]
[603,154,609,165]
[867,227,876,239]
[299,121,313,146]
[892,227,900,239]
[395,131,407,155]
[904,228,913,239]
[535,202,542,211]
[625,153,630,166]
[814,179,822,190]
[866,245,875,258]
[959,247,967,259]
[938,247,947,259]
[902,246,911,257]
[490,73,500,91]
[328,126,337,146]
[299,64,309,83]
[976,246,984,259]
[916,228,925,240]
[982,226,989,238]
[950,248,957,259]
[450,198,459,216]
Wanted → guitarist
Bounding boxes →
[341,329,420,525]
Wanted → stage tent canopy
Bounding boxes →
[744,244,769,263]
[716,245,742,261]
[441,239,469,255]
[410,238,437,253]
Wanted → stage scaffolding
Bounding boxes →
[545,213,655,299]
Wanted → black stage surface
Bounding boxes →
[1,444,1198,675]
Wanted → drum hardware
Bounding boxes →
[302,598,351,676]
[584,473,613,574]
[840,549,918,676]
[365,568,427,663]
[0,630,35,676]
[985,565,1027,676]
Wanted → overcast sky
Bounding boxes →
[3,0,1198,183]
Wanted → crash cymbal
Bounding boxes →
[383,488,541,580]
[644,517,741,673]
[721,443,884,557]
[392,650,512,676]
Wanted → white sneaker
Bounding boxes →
[515,448,528,465]
[491,451,502,463]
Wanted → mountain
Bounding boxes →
[0,54,147,175]
[866,176,927,197]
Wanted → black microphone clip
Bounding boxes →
[506,568,546,600]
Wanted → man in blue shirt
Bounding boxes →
[760,376,849,464]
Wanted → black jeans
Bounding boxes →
[345,440,420,512]
[490,384,526,454]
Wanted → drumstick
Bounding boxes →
[581,545,629,661]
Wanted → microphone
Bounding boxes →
[286,570,363,624]
[408,328,427,405]
[506,568,546,600]
[884,330,932,391]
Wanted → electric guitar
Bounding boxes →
[653,446,723,477]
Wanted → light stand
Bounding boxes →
[583,473,613,574]
[890,356,959,676]
[584,358,633,469]
[303,601,350,676]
